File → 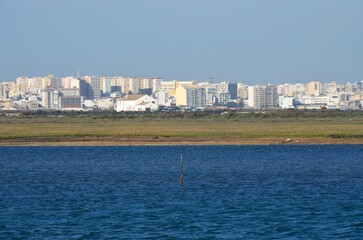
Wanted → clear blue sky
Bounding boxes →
[1,0,362,84]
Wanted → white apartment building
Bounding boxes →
[155,90,170,106]
[140,78,162,94]
[213,91,231,106]
[128,78,140,94]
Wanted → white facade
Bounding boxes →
[300,95,329,105]
[155,90,169,106]
[279,96,295,109]
[116,94,158,112]
[96,98,114,110]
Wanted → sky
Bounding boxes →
[0,0,362,84]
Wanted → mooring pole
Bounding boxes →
[180,154,183,191]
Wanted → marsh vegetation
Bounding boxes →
[0,110,362,144]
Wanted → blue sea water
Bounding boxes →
[0,145,362,239]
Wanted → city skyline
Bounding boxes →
[1,0,362,84]
[2,72,362,86]
[1,74,362,111]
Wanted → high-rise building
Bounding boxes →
[322,81,338,95]
[152,78,161,93]
[49,75,62,90]
[100,77,112,93]
[237,83,248,99]
[91,76,101,99]
[265,84,278,108]
[111,77,123,93]
[0,82,16,98]
[248,85,278,109]
[186,87,206,108]
[62,77,79,89]
[41,87,55,109]
[227,83,238,100]
[82,76,100,99]
[27,77,43,94]
[215,82,237,99]
[213,91,231,106]
[307,81,322,96]
[118,77,139,94]
[16,77,28,93]
[206,87,217,105]
[176,86,187,106]
[176,86,206,108]
[79,79,92,99]
[139,78,162,94]
[215,82,228,93]
[128,78,140,94]
[286,83,306,97]
[41,75,52,89]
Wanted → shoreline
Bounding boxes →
[0,136,362,146]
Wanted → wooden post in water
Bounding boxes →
[180,154,183,191]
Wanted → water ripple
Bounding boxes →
[0,145,362,239]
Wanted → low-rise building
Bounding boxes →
[116,94,158,112]
[60,96,82,110]
[279,96,295,109]
[27,100,39,110]
[96,98,114,110]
